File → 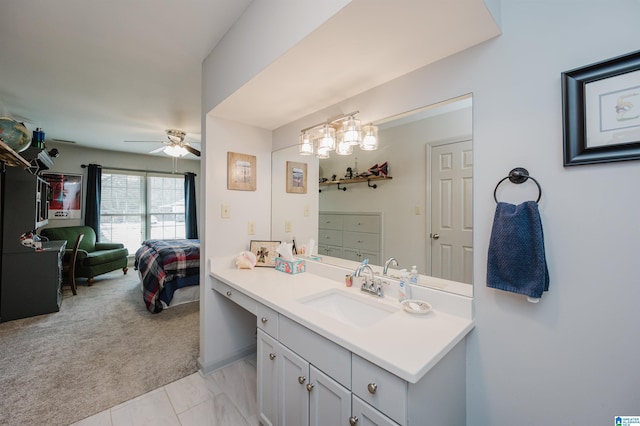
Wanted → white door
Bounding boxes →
[309,365,351,426]
[429,140,473,284]
[279,344,310,426]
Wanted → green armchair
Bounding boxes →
[40,225,129,283]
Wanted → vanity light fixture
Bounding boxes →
[297,111,378,158]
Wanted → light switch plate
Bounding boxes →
[221,204,231,218]
[284,220,292,233]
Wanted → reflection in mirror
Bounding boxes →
[271,94,473,296]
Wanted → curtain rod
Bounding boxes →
[81,164,196,176]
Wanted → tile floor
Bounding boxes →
[70,357,258,426]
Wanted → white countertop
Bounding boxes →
[210,256,474,384]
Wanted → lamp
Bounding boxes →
[297,111,377,159]
[164,144,188,157]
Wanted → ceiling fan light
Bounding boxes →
[164,144,188,157]
[299,131,314,155]
[360,124,379,151]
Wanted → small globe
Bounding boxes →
[0,117,31,153]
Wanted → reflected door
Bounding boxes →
[429,140,473,284]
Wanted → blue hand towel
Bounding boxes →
[487,201,549,298]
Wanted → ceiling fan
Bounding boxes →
[126,129,201,157]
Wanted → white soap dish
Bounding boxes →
[401,299,432,315]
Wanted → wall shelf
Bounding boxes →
[319,175,392,191]
[0,140,30,169]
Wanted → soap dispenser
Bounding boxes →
[399,269,408,301]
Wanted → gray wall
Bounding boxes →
[40,142,200,231]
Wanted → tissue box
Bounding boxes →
[275,257,306,274]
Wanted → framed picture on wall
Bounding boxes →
[562,50,640,166]
[249,240,281,267]
[41,173,83,219]
[286,161,307,194]
[227,152,257,191]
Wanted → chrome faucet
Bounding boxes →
[383,257,398,276]
[355,264,384,297]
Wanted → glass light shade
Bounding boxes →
[299,131,314,155]
[164,144,188,157]
[318,124,336,152]
[335,140,353,156]
[342,116,362,146]
[360,124,379,151]
[316,146,331,159]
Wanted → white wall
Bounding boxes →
[203,0,640,423]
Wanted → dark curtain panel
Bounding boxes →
[184,172,198,239]
[85,164,102,241]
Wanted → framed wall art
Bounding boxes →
[562,50,640,166]
[249,240,281,267]
[227,152,257,190]
[41,172,83,219]
[286,161,307,194]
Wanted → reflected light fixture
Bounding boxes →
[298,111,377,158]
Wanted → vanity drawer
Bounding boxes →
[343,231,380,251]
[319,214,344,230]
[352,354,407,425]
[319,229,343,246]
[213,280,257,315]
[257,303,278,338]
[279,315,351,389]
[343,215,380,233]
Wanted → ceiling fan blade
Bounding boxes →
[184,144,201,157]
[149,146,166,154]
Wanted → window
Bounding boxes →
[100,171,185,254]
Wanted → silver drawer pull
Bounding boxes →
[261,317,268,324]
[349,416,359,425]
[367,383,377,394]
[226,291,232,297]
[306,383,314,392]
[298,376,306,384]
[268,353,276,360]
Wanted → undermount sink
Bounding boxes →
[298,289,397,328]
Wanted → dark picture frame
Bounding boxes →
[41,172,83,219]
[249,240,281,267]
[562,50,640,166]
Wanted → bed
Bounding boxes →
[134,239,200,313]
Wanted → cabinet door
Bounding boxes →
[351,395,400,426]
[257,330,279,426]
[279,344,310,426]
[309,365,351,426]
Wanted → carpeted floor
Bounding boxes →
[0,270,199,426]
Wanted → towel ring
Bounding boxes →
[494,167,542,203]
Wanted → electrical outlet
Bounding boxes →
[284,220,292,233]
[221,204,231,218]
[248,221,256,235]
[304,205,310,217]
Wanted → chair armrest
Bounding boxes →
[75,249,89,262]
[95,242,125,250]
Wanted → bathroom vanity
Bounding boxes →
[210,257,474,426]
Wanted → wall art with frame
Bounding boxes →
[227,152,257,190]
[286,161,307,194]
[249,240,281,267]
[562,50,640,166]
[41,172,83,219]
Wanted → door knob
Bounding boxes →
[226,290,232,296]
[431,233,440,240]
[261,317,268,324]
[349,416,359,425]
[306,383,314,392]
[367,383,377,394]
[268,353,276,360]
[298,376,306,384]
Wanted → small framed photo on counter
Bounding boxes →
[249,240,281,267]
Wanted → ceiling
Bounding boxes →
[0,0,500,158]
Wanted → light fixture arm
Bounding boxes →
[299,111,360,133]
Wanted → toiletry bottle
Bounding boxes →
[410,265,418,285]
[399,269,408,301]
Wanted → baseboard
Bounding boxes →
[197,343,257,375]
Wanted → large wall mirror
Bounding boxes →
[272,94,473,297]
